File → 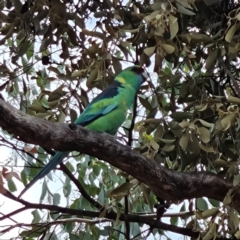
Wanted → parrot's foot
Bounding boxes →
[154,197,170,219]
[68,123,77,131]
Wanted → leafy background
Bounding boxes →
[1,0,240,239]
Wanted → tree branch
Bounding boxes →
[1,218,113,235]
[0,191,233,239]
[124,95,138,240]
[0,99,239,212]
[0,191,199,238]
[59,163,102,209]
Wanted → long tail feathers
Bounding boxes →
[18,151,70,198]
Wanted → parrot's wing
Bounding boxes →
[75,81,122,126]
[75,102,118,126]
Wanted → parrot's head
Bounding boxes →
[115,65,148,90]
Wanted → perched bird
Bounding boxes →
[18,65,147,198]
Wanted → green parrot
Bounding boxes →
[18,65,147,198]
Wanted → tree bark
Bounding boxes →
[0,99,238,211]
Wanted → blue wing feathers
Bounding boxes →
[91,81,123,104]
[101,104,117,114]
[75,103,118,126]
[74,81,122,126]
[18,151,69,198]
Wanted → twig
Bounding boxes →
[218,58,240,97]
[124,95,139,240]
[59,163,102,209]
[0,190,200,238]
[1,217,112,234]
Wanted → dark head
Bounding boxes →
[115,65,147,90]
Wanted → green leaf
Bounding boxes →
[170,216,178,225]
[37,147,48,162]
[71,198,81,209]
[131,222,141,237]
[70,108,78,123]
[31,209,41,223]
[20,230,40,238]
[80,87,89,108]
[180,202,186,212]
[208,198,220,207]
[110,173,120,183]
[53,193,61,205]
[28,164,43,182]
[92,164,101,176]
[63,176,72,198]
[81,197,91,210]
[7,178,17,192]
[58,110,66,123]
[40,179,48,202]
[50,211,59,220]
[69,233,79,240]
[26,41,34,60]
[48,84,67,102]
[79,231,93,240]
[18,40,32,57]
[77,163,87,178]
[139,96,152,110]
[41,96,50,109]
[21,154,33,184]
[28,100,46,113]
[98,187,105,204]
[197,198,208,210]
[21,56,34,74]
[20,170,27,186]
[66,161,75,172]
[64,219,74,233]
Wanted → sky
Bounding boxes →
[0,148,39,239]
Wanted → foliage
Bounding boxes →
[1,0,240,239]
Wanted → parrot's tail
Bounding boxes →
[18,151,70,198]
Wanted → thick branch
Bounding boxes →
[0,99,239,211]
